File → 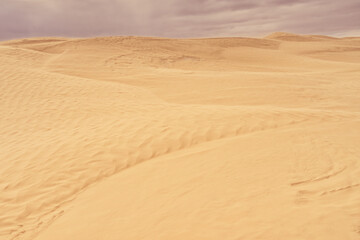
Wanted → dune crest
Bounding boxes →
[264,32,339,41]
[0,33,359,240]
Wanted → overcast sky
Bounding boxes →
[1,0,359,40]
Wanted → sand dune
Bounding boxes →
[0,33,359,240]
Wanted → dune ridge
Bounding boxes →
[0,33,359,240]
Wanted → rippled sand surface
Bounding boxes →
[1,33,360,240]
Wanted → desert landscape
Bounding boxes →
[0,32,360,240]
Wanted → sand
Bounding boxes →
[0,32,359,240]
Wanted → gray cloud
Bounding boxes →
[0,0,359,40]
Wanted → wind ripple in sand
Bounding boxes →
[1,35,360,240]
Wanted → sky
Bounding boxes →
[1,0,359,40]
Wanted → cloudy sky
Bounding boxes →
[1,0,359,40]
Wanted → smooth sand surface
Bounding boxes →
[0,33,360,240]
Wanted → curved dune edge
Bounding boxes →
[0,33,360,240]
[34,122,360,240]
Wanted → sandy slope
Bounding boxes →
[0,33,359,240]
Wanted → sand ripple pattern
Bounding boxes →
[1,35,360,240]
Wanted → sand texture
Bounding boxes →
[0,33,360,240]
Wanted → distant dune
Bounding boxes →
[0,33,359,240]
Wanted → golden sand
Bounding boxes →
[0,33,359,240]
